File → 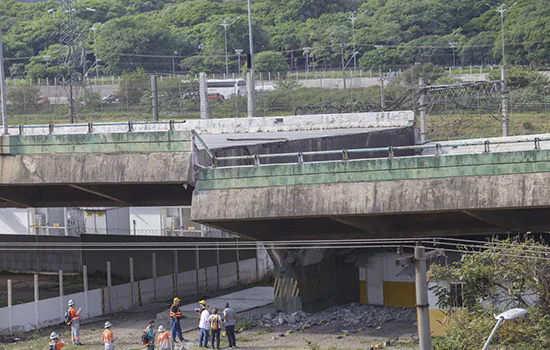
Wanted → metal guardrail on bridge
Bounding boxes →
[205,136,550,168]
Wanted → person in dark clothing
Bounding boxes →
[170,297,185,342]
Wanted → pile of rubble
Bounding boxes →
[241,303,416,330]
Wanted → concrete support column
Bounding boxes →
[8,279,12,335]
[415,246,432,350]
[106,261,112,314]
[83,265,89,318]
[151,75,159,121]
[59,270,64,321]
[129,257,135,307]
[255,243,260,283]
[199,72,209,119]
[359,266,367,305]
[236,239,240,285]
[152,252,157,302]
[34,274,39,329]
[173,251,179,296]
[501,66,509,137]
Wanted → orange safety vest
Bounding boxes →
[102,329,115,345]
[157,331,171,347]
[50,340,65,350]
[170,304,182,318]
[69,307,80,321]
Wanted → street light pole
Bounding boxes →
[348,10,366,71]
[449,42,457,68]
[340,43,346,89]
[247,0,255,118]
[235,49,243,75]
[221,17,239,77]
[0,29,8,135]
[172,51,177,75]
[303,47,310,78]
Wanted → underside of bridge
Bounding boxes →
[0,184,194,208]
[202,207,550,240]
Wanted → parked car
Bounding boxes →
[102,95,120,103]
[207,93,225,102]
[36,95,50,105]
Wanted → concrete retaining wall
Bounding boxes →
[0,255,269,335]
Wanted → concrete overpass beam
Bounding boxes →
[69,185,131,206]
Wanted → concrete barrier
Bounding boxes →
[6,111,415,136]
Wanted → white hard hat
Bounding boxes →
[105,321,112,328]
[68,300,75,306]
[50,332,58,339]
[158,325,165,332]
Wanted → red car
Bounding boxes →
[208,93,225,101]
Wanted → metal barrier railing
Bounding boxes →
[209,136,550,168]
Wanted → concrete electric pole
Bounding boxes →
[0,29,8,135]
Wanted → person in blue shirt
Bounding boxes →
[144,320,155,349]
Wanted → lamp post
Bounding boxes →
[0,29,7,135]
[172,51,177,75]
[303,47,311,78]
[449,42,457,68]
[482,308,527,350]
[488,2,517,80]
[348,10,367,71]
[221,17,239,76]
[247,0,255,118]
[235,49,243,75]
[91,26,102,111]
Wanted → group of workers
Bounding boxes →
[49,317,114,350]
[47,297,238,349]
[171,297,238,349]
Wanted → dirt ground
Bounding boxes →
[0,302,418,350]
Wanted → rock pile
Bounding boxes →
[241,303,416,330]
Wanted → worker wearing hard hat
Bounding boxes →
[157,325,174,350]
[49,332,65,350]
[67,300,83,345]
[102,321,115,350]
[170,297,185,343]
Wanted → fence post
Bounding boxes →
[83,265,89,318]
[195,245,200,295]
[111,76,114,84]
[152,252,157,302]
[8,279,12,335]
[129,257,135,307]
[151,75,159,121]
[59,270,64,321]
[255,243,259,283]
[107,261,112,314]
[173,251,179,296]
[236,239,240,285]
[34,274,39,329]
[419,77,427,143]
[216,242,220,291]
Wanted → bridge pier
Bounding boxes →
[270,248,359,313]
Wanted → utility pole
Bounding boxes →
[91,26,102,112]
[490,2,516,136]
[247,0,255,118]
[199,72,209,119]
[235,49,243,76]
[303,47,311,78]
[0,29,8,135]
[172,51,177,76]
[418,77,427,143]
[380,72,386,110]
[340,43,346,89]
[348,10,366,71]
[221,17,239,77]
[151,75,159,121]
[414,246,432,350]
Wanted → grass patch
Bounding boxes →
[237,319,254,329]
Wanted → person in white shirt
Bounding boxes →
[199,305,211,348]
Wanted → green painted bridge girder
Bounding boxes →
[0,131,192,155]
[196,149,549,190]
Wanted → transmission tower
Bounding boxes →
[57,0,87,123]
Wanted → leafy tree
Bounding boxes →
[254,51,288,73]
[432,237,550,349]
